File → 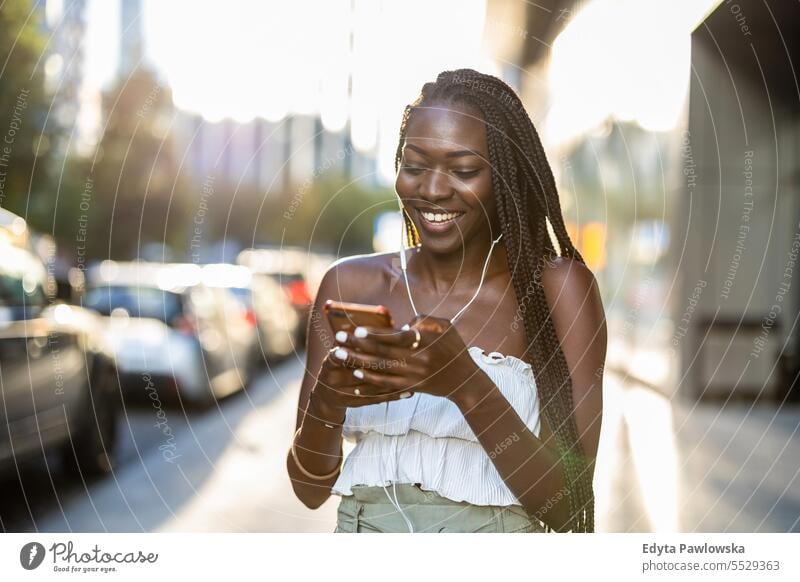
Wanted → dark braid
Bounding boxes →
[394,69,595,533]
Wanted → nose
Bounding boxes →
[418,168,452,203]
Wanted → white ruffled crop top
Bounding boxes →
[330,345,541,507]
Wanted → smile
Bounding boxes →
[415,208,466,234]
[418,209,465,224]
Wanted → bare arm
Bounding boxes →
[286,265,348,509]
[451,258,607,531]
[286,258,409,509]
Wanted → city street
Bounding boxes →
[2,3,798,580]
[0,355,338,533]
[2,347,797,533]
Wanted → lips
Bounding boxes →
[415,207,466,234]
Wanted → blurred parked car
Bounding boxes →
[236,247,312,344]
[83,261,258,407]
[0,210,119,478]
[202,263,299,368]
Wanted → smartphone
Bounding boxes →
[323,300,394,333]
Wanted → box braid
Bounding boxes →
[394,69,594,533]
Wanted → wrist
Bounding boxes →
[308,390,346,426]
[449,371,498,412]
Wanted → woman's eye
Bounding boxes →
[453,169,480,178]
[402,165,425,175]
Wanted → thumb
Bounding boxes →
[403,314,446,333]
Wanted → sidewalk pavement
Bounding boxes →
[601,331,800,532]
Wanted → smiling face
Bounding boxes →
[395,102,498,255]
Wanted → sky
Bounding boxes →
[75,0,722,172]
[79,0,494,180]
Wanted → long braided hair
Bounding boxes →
[394,69,594,533]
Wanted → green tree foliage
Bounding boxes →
[256,174,397,255]
[86,67,190,260]
[182,171,396,259]
[0,0,55,226]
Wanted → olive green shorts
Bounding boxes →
[333,484,547,533]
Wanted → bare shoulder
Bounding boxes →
[538,255,606,349]
[539,256,599,301]
[316,250,398,304]
[538,258,606,470]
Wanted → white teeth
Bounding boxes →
[421,211,462,223]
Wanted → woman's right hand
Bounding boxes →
[308,346,413,424]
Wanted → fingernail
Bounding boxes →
[353,369,364,379]
[335,330,348,343]
[354,326,368,338]
[401,324,410,331]
[334,348,348,360]
[399,391,412,399]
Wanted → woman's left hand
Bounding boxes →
[331,314,484,401]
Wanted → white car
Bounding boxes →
[84,262,258,408]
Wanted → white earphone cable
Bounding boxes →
[382,205,502,532]
[380,401,416,532]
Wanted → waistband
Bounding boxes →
[348,483,480,507]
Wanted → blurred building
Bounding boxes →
[42,0,87,155]
[487,0,800,408]
[483,0,583,101]
[119,0,144,78]
[678,0,800,402]
[170,111,379,194]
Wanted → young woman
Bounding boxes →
[287,69,606,533]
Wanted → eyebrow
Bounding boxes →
[405,143,484,159]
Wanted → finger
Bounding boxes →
[318,369,365,389]
[324,347,347,368]
[341,390,414,407]
[330,346,414,376]
[334,379,398,396]
[337,338,431,376]
[336,333,410,360]
[347,325,410,345]
[356,368,418,393]
[345,383,415,402]
[327,347,396,373]
[345,325,427,350]
[319,354,370,387]
[328,382,412,407]
[407,314,450,333]
[320,367,403,395]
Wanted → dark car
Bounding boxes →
[236,247,312,344]
[0,210,119,477]
[212,265,300,368]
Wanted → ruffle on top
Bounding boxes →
[331,346,540,507]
